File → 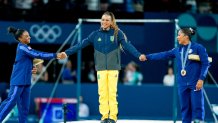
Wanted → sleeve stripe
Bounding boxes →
[20,46,54,57]
[20,46,39,56]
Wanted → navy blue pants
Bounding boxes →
[0,85,31,123]
[178,86,204,123]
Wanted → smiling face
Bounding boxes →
[101,14,112,30]
[177,30,189,45]
[18,31,31,44]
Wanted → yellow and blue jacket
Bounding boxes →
[65,28,141,71]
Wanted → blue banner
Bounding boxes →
[0,12,218,53]
[0,21,76,44]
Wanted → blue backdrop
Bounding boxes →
[0,12,217,83]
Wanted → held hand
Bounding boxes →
[60,52,68,59]
[61,52,68,59]
[32,66,37,74]
[57,52,68,59]
[139,54,146,61]
[57,53,61,59]
[195,79,204,91]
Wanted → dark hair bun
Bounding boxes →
[189,28,195,35]
[8,27,17,35]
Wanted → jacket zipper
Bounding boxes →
[105,33,107,69]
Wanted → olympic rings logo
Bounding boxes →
[30,24,62,43]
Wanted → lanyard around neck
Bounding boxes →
[181,42,191,70]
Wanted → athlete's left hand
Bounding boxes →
[195,79,204,91]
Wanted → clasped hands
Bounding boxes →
[57,52,68,59]
[32,52,67,74]
[57,52,147,61]
[139,54,147,61]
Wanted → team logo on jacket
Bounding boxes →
[98,37,102,42]
[188,49,193,54]
[110,36,114,42]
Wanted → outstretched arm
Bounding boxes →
[118,30,145,61]
[120,39,140,56]
[19,45,57,60]
[65,32,95,56]
[122,40,147,61]
[65,38,91,56]
[146,48,176,61]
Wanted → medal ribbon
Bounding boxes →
[181,42,191,71]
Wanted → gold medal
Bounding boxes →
[181,69,186,76]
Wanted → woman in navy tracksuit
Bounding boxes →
[0,27,59,123]
[146,28,210,123]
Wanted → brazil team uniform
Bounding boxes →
[65,28,141,121]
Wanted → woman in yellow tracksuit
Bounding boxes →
[61,11,146,123]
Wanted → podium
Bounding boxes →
[35,98,77,122]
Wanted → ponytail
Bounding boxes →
[180,27,196,39]
[8,26,26,41]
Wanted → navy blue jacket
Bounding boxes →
[10,43,56,85]
[146,42,210,87]
[65,28,141,70]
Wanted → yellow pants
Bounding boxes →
[97,70,119,121]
